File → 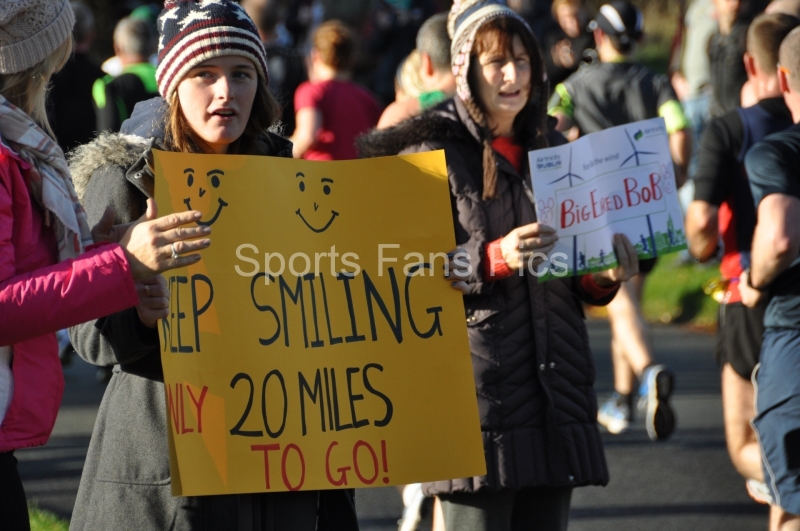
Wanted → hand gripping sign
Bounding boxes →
[529,117,687,281]
[153,149,485,496]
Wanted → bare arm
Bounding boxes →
[685,200,719,262]
[750,193,800,288]
[290,107,322,158]
[669,128,691,188]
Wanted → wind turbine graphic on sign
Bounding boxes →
[548,146,583,186]
[620,129,658,168]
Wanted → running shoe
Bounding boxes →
[597,392,632,434]
[746,479,773,505]
[638,364,676,441]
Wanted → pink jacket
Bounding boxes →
[0,141,139,452]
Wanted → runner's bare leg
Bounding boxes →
[721,363,763,481]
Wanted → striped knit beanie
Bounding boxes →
[156,0,269,101]
[448,0,531,102]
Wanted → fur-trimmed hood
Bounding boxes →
[357,96,562,161]
[357,98,478,159]
[69,133,153,201]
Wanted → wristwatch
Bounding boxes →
[742,268,765,292]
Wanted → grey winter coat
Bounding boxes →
[68,100,357,531]
[358,97,616,495]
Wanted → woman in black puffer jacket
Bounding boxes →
[359,1,639,530]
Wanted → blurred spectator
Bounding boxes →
[395,49,427,100]
[242,0,307,135]
[93,17,158,133]
[542,0,595,90]
[291,21,381,159]
[284,0,318,48]
[708,0,752,116]
[378,13,455,128]
[367,0,435,106]
[130,3,161,65]
[48,1,103,153]
[508,0,557,40]
[322,0,373,33]
[671,0,717,164]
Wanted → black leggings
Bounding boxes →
[0,452,30,531]
[439,486,573,531]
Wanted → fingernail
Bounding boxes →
[202,239,211,246]
[193,212,202,219]
[202,227,211,234]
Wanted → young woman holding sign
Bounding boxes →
[360,1,639,529]
[0,1,209,528]
[67,1,372,530]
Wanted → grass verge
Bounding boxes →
[641,253,720,329]
[29,502,69,531]
[588,252,721,331]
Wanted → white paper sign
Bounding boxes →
[529,117,686,281]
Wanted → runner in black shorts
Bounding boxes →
[743,25,800,523]
[716,302,765,379]
[548,1,691,441]
[685,13,800,507]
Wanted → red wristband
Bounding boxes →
[581,274,618,299]
[484,239,514,281]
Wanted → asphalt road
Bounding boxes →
[20,319,769,530]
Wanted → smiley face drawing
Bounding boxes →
[295,172,339,233]
[182,167,229,226]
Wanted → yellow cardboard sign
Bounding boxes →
[153,149,485,496]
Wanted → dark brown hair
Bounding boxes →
[466,16,549,200]
[164,74,282,154]
[312,20,355,72]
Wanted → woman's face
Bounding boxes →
[474,35,532,135]
[177,55,258,154]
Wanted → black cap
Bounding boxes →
[588,1,643,45]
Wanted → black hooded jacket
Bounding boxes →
[359,97,615,494]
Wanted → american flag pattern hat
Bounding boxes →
[156,0,269,100]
